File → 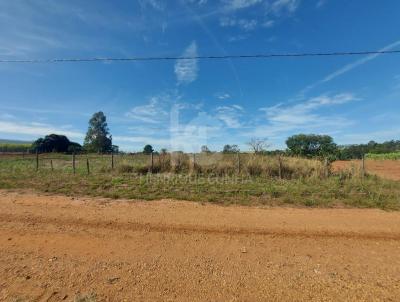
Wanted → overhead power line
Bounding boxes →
[0,49,400,63]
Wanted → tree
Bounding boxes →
[143,144,154,154]
[247,138,267,154]
[201,145,211,153]
[83,112,113,153]
[222,144,240,153]
[32,134,82,153]
[286,134,337,158]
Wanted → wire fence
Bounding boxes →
[0,151,350,180]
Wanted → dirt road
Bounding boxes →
[1,190,400,301]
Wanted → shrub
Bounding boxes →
[118,164,134,173]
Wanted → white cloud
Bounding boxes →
[238,19,258,30]
[216,105,244,128]
[216,92,232,99]
[0,120,84,139]
[185,0,209,6]
[220,17,258,31]
[125,96,169,124]
[228,35,248,42]
[251,93,358,138]
[219,0,299,31]
[138,0,165,11]
[262,93,357,123]
[270,0,301,15]
[174,41,199,85]
[262,20,275,28]
[223,0,262,10]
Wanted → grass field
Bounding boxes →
[366,152,400,160]
[1,153,400,210]
[0,143,32,153]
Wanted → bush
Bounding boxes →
[118,164,134,173]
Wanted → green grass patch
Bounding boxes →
[366,152,400,160]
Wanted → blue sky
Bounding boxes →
[0,0,400,152]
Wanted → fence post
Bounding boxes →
[278,155,282,179]
[361,154,365,178]
[50,159,54,171]
[72,152,76,174]
[86,158,90,175]
[193,153,196,172]
[237,152,241,174]
[150,152,154,173]
[111,152,114,170]
[324,157,329,178]
[36,151,39,171]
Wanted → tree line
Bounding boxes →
[23,111,399,160]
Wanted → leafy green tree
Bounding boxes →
[286,134,337,158]
[143,144,154,154]
[32,134,81,153]
[83,112,113,153]
[222,144,240,153]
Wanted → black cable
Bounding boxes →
[0,50,399,63]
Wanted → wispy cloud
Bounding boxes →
[269,0,301,15]
[220,18,258,31]
[174,41,199,85]
[0,120,84,140]
[125,96,169,124]
[139,0,165,11]
[262,93,357,124]
[249,93,358,139]
[223,0,262,10]
[219,0,300,31]
[215,92,232,99]
[216,105,244,128]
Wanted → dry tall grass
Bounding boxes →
[118,153,326,179]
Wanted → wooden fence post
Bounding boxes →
[150,152,154,173]
[278,155,282,179]
[36,151,39,171]
[361,154,365,178]
[193,153,196,171]
[50,159,53,171]
[237,152,241,174]
[86,158,90,175]
[111,152,114,170]
[72,152,76,174]
[324,157,329,178]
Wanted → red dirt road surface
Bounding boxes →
[1,190,400,301]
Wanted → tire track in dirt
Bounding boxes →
[1,213,400,241]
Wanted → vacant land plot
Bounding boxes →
[1,154,400,210]
[333,159,400,181]
[0,190,399,301]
